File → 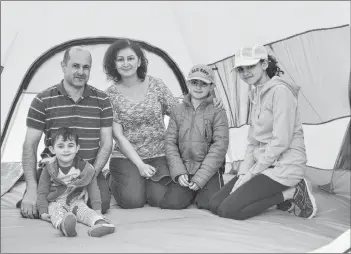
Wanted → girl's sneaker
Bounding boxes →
[292,178,317,219]
[88,223,115,237]
[60,212,77,237]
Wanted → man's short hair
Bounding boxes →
[62,46,92,64]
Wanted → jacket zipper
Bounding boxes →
[189,106,197,172]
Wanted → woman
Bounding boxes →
[208,44,317,220]
[103,40,223,209]
[103,40,177,209]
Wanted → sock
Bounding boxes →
[94,219,106,225]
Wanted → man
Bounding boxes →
[20,46,113,219]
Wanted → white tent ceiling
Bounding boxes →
[2,1,350,64]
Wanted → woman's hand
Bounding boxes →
[178,174,190,187]
[189,181,200,191]
[231,172,254,193]
[137,163,156,179]
[40,213,51,222]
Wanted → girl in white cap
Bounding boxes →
[209,44,317,220]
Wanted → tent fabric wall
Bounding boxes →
[211,61,250,128]
[335,72,351,171]
[334,120,351,171]
[267,25,350,123]
[303,117,350,170]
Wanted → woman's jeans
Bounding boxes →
[109,156,171,209]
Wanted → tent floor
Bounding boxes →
[1,172,350,253]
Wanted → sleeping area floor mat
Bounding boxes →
[1,172,350,253]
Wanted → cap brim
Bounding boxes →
[187,77,212,84]
[230,58,261,72]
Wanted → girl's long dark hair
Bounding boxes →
[261,55,284,78]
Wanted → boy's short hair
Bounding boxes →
[50,127,79,146]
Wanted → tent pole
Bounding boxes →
[317,119,350,195]
[318,71,351,195]
[317,170,335,194]
[317,121,348,195]
[1,31,19,68]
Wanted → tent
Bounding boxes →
[1,1,350,253]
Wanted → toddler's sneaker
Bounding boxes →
[60,212,77,237]
[88,223,115,237]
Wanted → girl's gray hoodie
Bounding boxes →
[240,76,307,187]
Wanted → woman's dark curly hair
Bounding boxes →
[103,39,148,83]
[260,54,284,78]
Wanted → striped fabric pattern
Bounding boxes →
[26,81,113,164]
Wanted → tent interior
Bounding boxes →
[1,1,350,253]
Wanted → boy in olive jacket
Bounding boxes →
[160,64,229,210]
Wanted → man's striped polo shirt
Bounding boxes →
[26,80,113,165]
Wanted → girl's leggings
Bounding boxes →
[209,174,289,220]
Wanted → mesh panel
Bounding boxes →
[241,48,253,58]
